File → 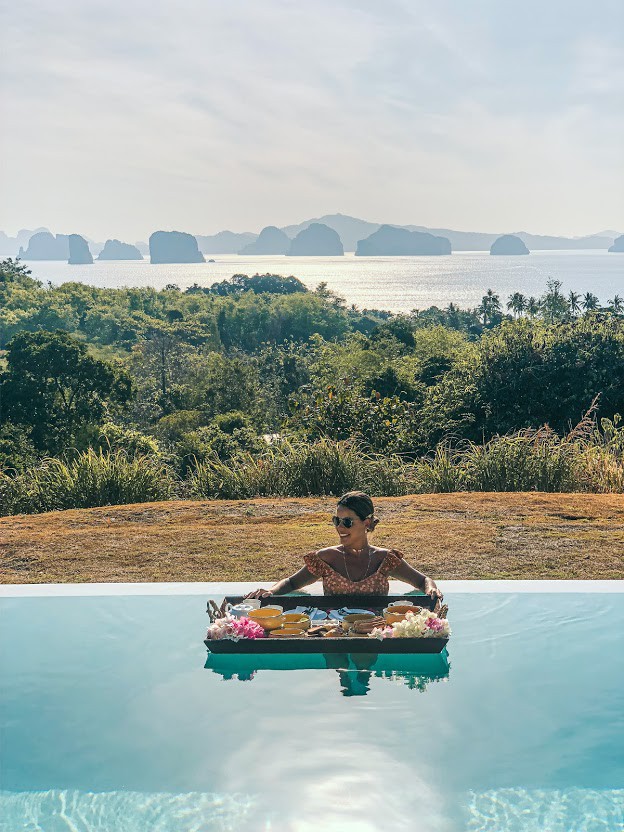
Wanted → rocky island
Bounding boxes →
[97,240,144,260]
[490,235,530,255]
[149,231,205,264]
[18,231,69,260]
[68,234,93,264]
[287,223,344,256]
[196,230,257,254]
[356,225,451,256]
[608,235,624,252]
[239,226,290,255]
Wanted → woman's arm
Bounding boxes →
[390,559,443,603]
[244,566,317,599]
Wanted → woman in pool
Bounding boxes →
[245,491,443,603]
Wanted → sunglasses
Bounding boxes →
[331,516,358,528]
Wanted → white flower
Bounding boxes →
[206,614,241,641]
[390,609,450,639]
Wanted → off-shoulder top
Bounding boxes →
[303,549,405,595]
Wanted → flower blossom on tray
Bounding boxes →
[206,615,266,641]
[369,609,451,639]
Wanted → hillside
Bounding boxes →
[1,493,622,584]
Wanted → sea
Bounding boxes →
[25,250,623,314]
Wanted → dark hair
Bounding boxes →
[336,491,379,529]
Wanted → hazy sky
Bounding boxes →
[2,0,623,240]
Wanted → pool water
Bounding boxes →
[0,590,623,831]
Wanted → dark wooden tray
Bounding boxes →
[205,594,448,654]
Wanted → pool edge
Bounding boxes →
[1,579,622,597]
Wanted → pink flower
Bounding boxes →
[206,614,266,641]
[425,616,444,632]
[230,616,266,639]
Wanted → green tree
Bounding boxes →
[477,290,502,326]
[526,297,540,318]
[0,331,132,452]
[540,279,568,323]
[420,317,624,445]
[583,292,600,312]
[507,293,527,318]
[568,291,582,317]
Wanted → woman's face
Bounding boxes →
[333,505,368,547]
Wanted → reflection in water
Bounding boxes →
[205,650,450,696]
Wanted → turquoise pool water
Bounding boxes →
[0,590,622,831]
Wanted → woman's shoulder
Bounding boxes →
[313,546,342,563]
[303,547,340,577]
[373,546,405,560]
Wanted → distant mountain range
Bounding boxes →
[0,215,620,257]
[277,214,619,253]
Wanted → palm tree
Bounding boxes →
[506,292,527,318]
[608,295,623,314]
[526,296,540,318]
[478,289,501,325]
[583,292,600,312]
[567,291,582,317]
[540,279,568,323]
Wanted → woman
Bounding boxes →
[244,491,443,603]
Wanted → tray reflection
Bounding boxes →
[204,650,450,696]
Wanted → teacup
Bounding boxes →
[228,602,260,618]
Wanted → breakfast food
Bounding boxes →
[350,616,385,635]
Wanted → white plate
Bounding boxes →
[291,606,327,621]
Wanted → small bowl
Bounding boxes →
[248,609,286,630]
[341,613,375,632]
[383,605,421,616]
[384,612,408,625]
[282,613,311,630]
[269,626,306,638]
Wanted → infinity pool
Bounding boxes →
[0,584,622,831]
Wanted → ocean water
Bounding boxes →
[1,589,623,831]
[26,250,623,313]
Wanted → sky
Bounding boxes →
[1,0,623,241]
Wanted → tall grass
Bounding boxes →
[188,438,411,499]
[0,449,174,516]
[413,443,466,493]
[579,416,624,492]
[2,416,624,516]
[412,406,624,493]
[460,427,580,492]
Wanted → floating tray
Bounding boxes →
[205,594,448,654]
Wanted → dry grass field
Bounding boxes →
[1,493,623,584]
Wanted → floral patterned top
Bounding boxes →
[303,549,405,595]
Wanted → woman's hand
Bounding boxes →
[244,588,274,599]
[425,582,443,607]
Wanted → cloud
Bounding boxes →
[1,0,622,237]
